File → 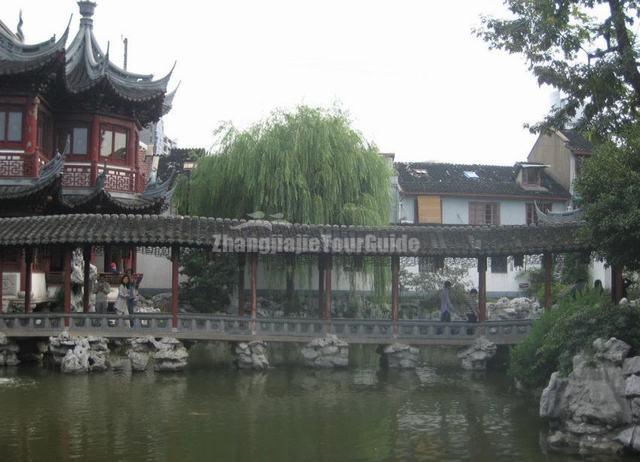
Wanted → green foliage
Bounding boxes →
[399,258,472,314]
[477,0,640,136]
[509,291,640,388]
[179,251,238,313]
[576,126,640,270]
[174,105,391,226]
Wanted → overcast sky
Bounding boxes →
[3,0,554,165]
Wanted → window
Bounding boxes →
[57,127,89,155]
[0,110,23,142]
[469,202,500,225]
[491,256,508,273]
[100,126,128,160]
[522,168,541,186]
[463,171,479,179]
[37,111,54,156]
[526,201,552,225]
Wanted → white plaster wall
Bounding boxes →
[137,253,173,290]
[551,201,567,212]
[589,259,611,289]
[442,197,469,224]
[500,201,526,225]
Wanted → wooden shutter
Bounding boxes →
[417,196,442,224]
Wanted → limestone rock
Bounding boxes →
[381,343,420,369]
[153,338,188,372]
[234,341,269,370]
[61,339,90,374]
[0,332,20,367]
[128,351,151,372]
[49,332,109,373]
[593,337,631,365]
[623,357,640,376]
[540,337,640,457]
[626,375,640,397]
[457,336,496,370]
[301,335,349,368]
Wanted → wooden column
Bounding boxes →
[478,256,487,322]
[130,246,137,274]
[25,96,39,176]
[543,253,553,310]
[90,116,100,185]
[250,253,258,321]
[612,264,624,303]
[171,246,180,329]
[103,245,112,272]
[24,248,33,313]
[391,255,400,335]
[238,254,246,316]
[318,255,325,316]
[63,247,72,327]
[0,250,3,313]
[323,255,333,321]
[82,246,91,313]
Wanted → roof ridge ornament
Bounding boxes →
[16,10,24,42]
[78,1,96,28]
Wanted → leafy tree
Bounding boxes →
[179,250,237,313]
[477,0,640,135]
[576,126,640,269]
[174,106,392,313]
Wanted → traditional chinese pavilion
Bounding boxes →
[0,1,176,308]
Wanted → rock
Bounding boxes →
[457,336,496,370]
[128,351,150,372]
[301,335,349,368]
[625,375,640,397]
[540,337,640,457]
[623,357,640,376]
[614,426,640,452]
[593,337,631,365]
[233,341,269,370]
[49,332,109,373]
[540,372,568,419]
[380,343,420,369]
[153,338,188,372]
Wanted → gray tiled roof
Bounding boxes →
[0,214,589,257]
[561,129,593,154]
[395,162,571,199]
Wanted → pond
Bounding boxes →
[0,354,619,461]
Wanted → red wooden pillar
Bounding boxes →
[238,254,246,316]
[323,255,333,321]
[544,252,553,311]
[612,264,624,303]
[0,250,3,313]
[477,256,487,322]
[318,255,325,316]
[250,253,258,320]
[24,248,33,313]
[63,247,72,327]
[25,96,39,177]
[103,245,112,272]
[171,246,180,329]
[391,255,400,336]
[130,246,137,274]
[90,116,100,184]
[82,245,91,313]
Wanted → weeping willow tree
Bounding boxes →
[174,106,392,313]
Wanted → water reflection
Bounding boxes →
[0,365,603,461]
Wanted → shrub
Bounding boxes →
[509,290,640,388]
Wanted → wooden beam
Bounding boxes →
[83,246,91,313]
[612,264,624,303]
[478,256,487,322]
[130,246,137,274]
[0,249,4,313]
[250,253,258,321]
[63,247,72,327]
[544,252,553,311]
[103,245,111,272]
[24,248,33,313]
[238,254,246,316]
[391,255,400,335]
[171,246,180,329]
[318,255,325,316]
[323,255,333,321]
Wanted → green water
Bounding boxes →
[0,356,607,462]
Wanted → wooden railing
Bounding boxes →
[0,313,533,345]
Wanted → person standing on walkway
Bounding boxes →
[440,281,454,322]
[93,274,111,314]
[114,275,131,327]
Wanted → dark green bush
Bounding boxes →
[509,291,640,388]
